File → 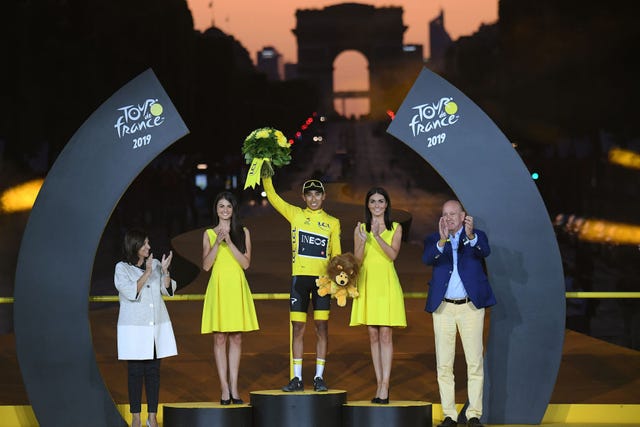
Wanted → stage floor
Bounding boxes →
[1,194,639,416]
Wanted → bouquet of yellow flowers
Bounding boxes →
[242,127,291,189]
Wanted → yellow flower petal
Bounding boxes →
[275,131,288,147]
[256,130,270,139]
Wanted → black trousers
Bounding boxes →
[127,358,161,413]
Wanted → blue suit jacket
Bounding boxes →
[422,229,497,313]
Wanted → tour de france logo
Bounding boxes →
[407,96,460,149]
[113,98,166,150]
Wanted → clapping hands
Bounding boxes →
[355,222,367,241]
[464,215,474,237]
[438,216,448,240]
[145,253,154,270]
[214,226,231,245]
[161,251,173,273]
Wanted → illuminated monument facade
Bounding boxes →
[293,3,423,119]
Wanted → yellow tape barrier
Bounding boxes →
[1,292,640,304]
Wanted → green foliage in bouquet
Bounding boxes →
[242,127,291,177]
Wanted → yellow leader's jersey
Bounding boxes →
[263,177,341,276]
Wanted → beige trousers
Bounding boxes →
[432,301,485,421]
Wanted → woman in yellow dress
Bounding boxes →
[350,187,406,404]
[201,191,259,405]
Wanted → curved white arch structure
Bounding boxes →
[388,68,565,424]
[14,69,189,426]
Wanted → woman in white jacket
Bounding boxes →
[115,229,177,427]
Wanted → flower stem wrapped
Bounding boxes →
[242,127,291,189]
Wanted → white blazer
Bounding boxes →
[114,259,178,360]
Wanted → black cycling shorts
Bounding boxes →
[289,275,330,320]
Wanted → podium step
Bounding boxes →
[162,396,432,427]
[163,402,252,427]
[250,389,347,427]
[343,400,433,427]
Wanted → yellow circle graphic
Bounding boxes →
[444,101,458,115]
[150,103,163,116]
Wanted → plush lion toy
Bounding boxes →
[316,252,360,307]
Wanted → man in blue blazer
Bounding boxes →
[422,200,496,427]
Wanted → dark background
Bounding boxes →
[1,0,639,349]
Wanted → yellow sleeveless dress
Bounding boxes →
[201,228,259,333]
[349,222,407,327]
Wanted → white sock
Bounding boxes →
[315,358,325,379]
[293,358,302,380]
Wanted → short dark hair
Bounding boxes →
[122,229,147,264]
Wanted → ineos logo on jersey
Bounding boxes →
[298,230,328,258]
[301,235,327,246]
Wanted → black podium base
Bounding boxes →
[162,402,252,427]
[250,389,348,427]
[162,395,431,427]
[343,400,433,427]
